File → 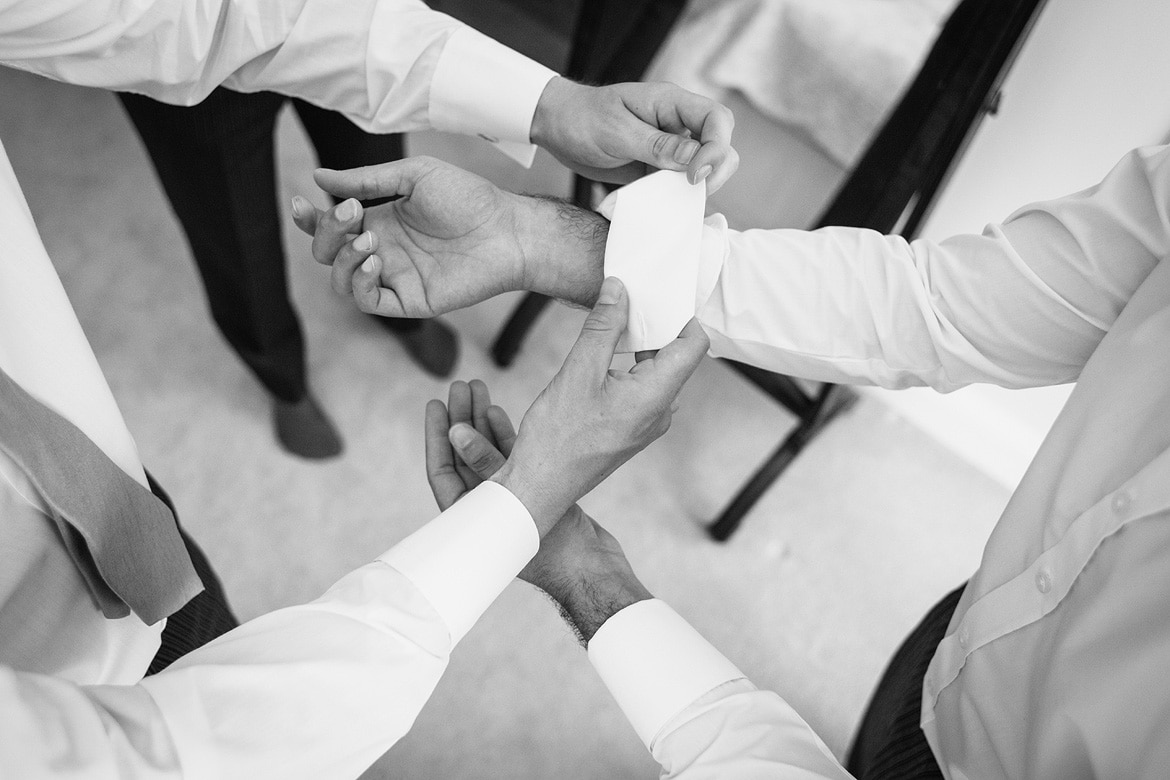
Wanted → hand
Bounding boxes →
[291,157,606,318]
[424,386,651,644]
[490,277,708,533]
[425,378,519,512]
[531,78,739,194]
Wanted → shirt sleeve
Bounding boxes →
[587,599,852,779]
[0,0,556,165]
[603,145,1170,391]
[0,482,536,779]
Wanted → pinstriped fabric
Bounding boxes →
[848,586,964,780]
[144,476,238,676]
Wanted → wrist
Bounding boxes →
[529,76,573,148]
[556,571,652,644]
[489,461,564,538]
[517,194,607,307]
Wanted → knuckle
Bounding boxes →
[582,311,611,333]
[650,132,673,159]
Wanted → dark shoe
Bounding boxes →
[377,317,459,378]
[272,393,343,459]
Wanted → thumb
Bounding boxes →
[625,118,700,173]
[638,318,710,398]
[313,156,436,201]
[564,277,628,383]
[449,423,507,480]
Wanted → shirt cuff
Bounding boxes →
[598,171,707,351]
[587,599,745,748]
[379,482,539,644]
[429,26,557,167]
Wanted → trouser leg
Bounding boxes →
[119,88,309,402]
[846,585,964,780]
[290,100,422,335]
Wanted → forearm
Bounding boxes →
[583,599,852,779]
[515,194,608,309]
[1,0,552,146]
[139,562,452,779]
[652,680,854,779]
[604,148,1170,387]
[698,221,1107,391]
[139,482,538,779]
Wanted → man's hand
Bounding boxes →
[492,277,708,533]
[423,381,652,644]
[532,78,739,195]
[291,157,607,318]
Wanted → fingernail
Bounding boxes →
[449,423,475,449]
[693,165,713,184]
[338,198,359,221]
[360,256,376,274]
[354,231,372,252]
[674,140,699,164]
[597,277,623,305]
[290,196,305,218]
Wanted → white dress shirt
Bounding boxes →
[605,146,1170,777]
[0,1,601,777]
[2,2,773,778]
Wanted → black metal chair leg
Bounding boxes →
[491,293,555,367]
[708,385,858,541]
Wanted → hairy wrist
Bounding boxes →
[517,194,607,308]
[549,572,652,645]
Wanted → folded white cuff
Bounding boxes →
[588,598,745,748]
[599,171,707,351]
[429,26,556,167]
[379,482,539,644]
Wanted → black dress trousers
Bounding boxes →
[119,88,414,403]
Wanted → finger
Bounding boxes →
[638,318,710,398]
[351,255,409,317]
[632,83,736,193]
[310,198,363,266]
[330,231,377,296]
[620,84,736,175]
[689,143,739,196]
[563,276,628,385]
[424,399,465,511]
[313,157,440,202]
[618,113,697,174]
[485,405,518,457]
[468,379,492,441]
[447,381,478,486]
[290,196,320,236]
[663,84,735,153]
[448,423,507,481]
[684,97,736,193]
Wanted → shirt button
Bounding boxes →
[1112,491,1132,515]
[1035,567,1053,594]
[958,627,970,648]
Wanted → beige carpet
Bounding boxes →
[0,65,1008,779]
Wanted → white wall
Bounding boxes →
[870,0,1170,487]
